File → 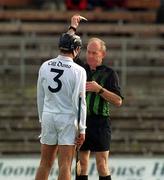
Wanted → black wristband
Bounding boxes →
[68,26,76,32]
[98,87,104,95]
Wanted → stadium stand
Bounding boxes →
[0,0,32,8]
[0,10,159,23]
[0,0,160,10]
[125,0,160,10]
[0,2,164,156]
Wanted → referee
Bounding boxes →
[76,38,123,180]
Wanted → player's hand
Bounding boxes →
[86,81,102,93]
[71,14,87,29]
[75,133,85,150]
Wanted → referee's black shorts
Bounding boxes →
[80,115,111,152]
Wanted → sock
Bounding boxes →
[76,175,88,180]
[99,175,111,180]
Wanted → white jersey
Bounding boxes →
[37,55,87,133]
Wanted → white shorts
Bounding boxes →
[40,112,78,145]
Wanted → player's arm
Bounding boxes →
[67,14,87,35]
[79,69,87,135]
[37,67,45,122]
[75,68,87,149]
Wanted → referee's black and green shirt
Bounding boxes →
[84,64,122,117]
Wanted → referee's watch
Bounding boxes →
[98,87,104,95]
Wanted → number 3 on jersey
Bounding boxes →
[48,68,64,93]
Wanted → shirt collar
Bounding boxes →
[57,55,73,62]
[86,64,104,71]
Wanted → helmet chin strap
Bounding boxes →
[72,50,78,61]
[73,48,81,61]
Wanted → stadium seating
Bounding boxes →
[0,0,160,10]
[1,95,164,155]
[0,7,164,155]
[125,0,160,10]
[0,0,32,7]
[111,103,164,155]
[0,10,159,23]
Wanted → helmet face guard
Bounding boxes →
[58,33,82,52]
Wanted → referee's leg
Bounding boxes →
[96,151,112,180]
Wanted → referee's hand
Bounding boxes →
[75,134,85,150]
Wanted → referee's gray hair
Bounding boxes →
[88,37,106,52]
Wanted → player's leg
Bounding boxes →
[57,113,78,180]
[95,151,111,180]
[58,145,75,180]
[35,144,58,180]
[76,150,90,180]
[35,112,59,180]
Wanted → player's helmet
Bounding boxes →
[58,33,82,51]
